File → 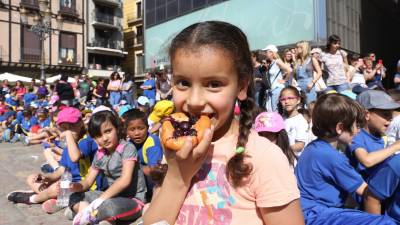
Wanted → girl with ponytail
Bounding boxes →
[143,21,304,225]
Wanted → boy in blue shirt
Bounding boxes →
[347,90,400,180]
[295,93,395,225]
[23,86,37,107]
[11,108,38,143]
[365,154,400,223]
[140,72,156,107]
[123,108,163,201]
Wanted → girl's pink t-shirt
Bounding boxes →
[175,130,300,225]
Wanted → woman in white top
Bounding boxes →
[107,72,122,106]
[263,44,292,112]
[320,34,350,93]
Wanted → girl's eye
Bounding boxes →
[174,79,190,89]
[207,81,222,89]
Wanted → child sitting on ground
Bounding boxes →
[11,108,38,143]
[124,108,163,201]
[70,109,146,225]
[347,90,400,180]
[295,93,396,224]
[21,108,52,145]
[7,107,99,214]
[0,110,17,142]
[254,111,296,167]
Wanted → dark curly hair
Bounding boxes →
[169,21,256,187]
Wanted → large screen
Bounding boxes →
[144,0,323,69]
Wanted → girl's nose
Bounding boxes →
[187,88,206,113]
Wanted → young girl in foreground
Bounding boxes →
[295,93,395,225]
[143,21,303,225]
[70,110,147,225]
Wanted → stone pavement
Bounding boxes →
[0,142,70,225]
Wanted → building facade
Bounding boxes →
[86,0,126,78]
[122,0,144,82]
[0,0,85,78]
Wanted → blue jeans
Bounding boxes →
[298,78,317,104]
[265,87,283,112]
[109,91,121,106]
[325,83,351,93]
[122,91,136,108]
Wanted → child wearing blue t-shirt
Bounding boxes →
[365,154,400,223]
[11,108,38,143]
[295,93,395,225]
[124,108,163,201]
[7,107,100,214]
[347,90,400,180]
[23,86,37,107]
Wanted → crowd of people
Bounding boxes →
[1,20,400,225]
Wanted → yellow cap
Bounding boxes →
[149,100,174,123]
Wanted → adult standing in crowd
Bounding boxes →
[93,78,107,106]
[252,50,267,107]
[263,44,292,112]
[140,72,156,107]
[55,74,74,106]
[78,75,91,104]
[29,78,38,93]
[320,34,350,93]
[0,79,10,98]
[155,70,172,101]
[15,80,26,101]
[295,41,322,104]
[107,72,122,106]
[36,79,48,97]
[121,73,137,107]
[394,59,400,90]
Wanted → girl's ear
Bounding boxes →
[365,110,370,121]
[237,78,249,101]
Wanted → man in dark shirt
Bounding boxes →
[55,74,74,106]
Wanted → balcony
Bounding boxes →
[20,0,39,10]
[135,36,143,47]
[87,39,126,57]
[92,12,119,30]
[59,6,79,17]
[93,0,121,8]
[21,47,41,63]
[127,15,142,27]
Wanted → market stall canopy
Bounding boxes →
[87,69,124,79]
[46,74,75,83]
[0,72,33,82]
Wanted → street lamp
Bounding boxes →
[20,0,63,80]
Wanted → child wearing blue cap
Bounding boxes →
[295,93,396,225]
[347,90,400,180]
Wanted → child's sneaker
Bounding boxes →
[64,207,76,220]
[40,163,54,173]
[42,199,64,214]
[21,135,30,146]
[7,191,35,204]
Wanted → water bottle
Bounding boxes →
[57,169,72,207]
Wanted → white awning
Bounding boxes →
[46,75,75,83]
[0,72,33,82]
[87,69,124,78]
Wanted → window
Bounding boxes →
[21,25,41,62]
[60,0,77,16]
[136,54,144,74]
[59,33,76,65]
[136,2,142,18]
[136,26,143,45]
[145,0,228,27]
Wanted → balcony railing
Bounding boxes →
[20,0,39,10]
[93,0,121,8]
[59,6,78,17]
[89,38,122,50]
[22,47,41,63]
[95,12,115,25]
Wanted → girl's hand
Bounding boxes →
[164,127,214,185]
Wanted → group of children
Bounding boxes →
[3,20,400,225]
